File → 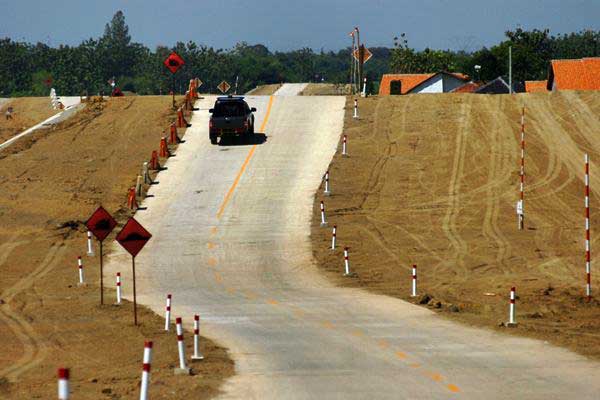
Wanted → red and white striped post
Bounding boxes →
[77,256,84,285]
[164,294,172,331]
[191,314,204,360]
[57,368,69,400]
[331,225,337,250]
[324,170,331,195]
[116,272,122,305]
[343,247,351,276]
[175,317,189,373]
[585,154,592,301]
[86,230,94,256]
[320,201,327,227]
[411,264,417,297]
[508,286,517,326]
[353,98,359,119]
[518,107,525,230]
[342,135,348,156]
[139,341,153,400]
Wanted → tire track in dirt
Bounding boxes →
[0,243,65,382]
[441,97,471,271]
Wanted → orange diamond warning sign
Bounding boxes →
[353,46,373,64]
[217,81,231,94]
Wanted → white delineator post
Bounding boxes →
[139,341,153,400]
[86,231,94,256]
[116,272,122,305]
[320,201,327,227]
[164,294,172,331]
[57,368,69,400]
[411,264,417,297]
[324,170,331,195]
[77,256,84,285]
[342,135,348,156]
[585,154,592,301]
[353,98,359,119]
[175,317,189,372]
[331,225,337,250]
[191,314,204,360]
[518,107,525,230]
[361,77,367,97]
[508,286,517,326]
[343,247,351,276]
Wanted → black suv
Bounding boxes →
[208,96,256,144]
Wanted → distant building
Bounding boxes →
[379,72,469,95]
[525,80,548,93]
[451,82,481,93]
[547,58,600,91]
[474,77,524,94]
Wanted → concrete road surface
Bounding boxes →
[273,83,308,96]
[106,95,600,399]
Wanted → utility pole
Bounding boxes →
[509,46,513,94]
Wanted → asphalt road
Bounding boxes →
[106,91,600,399]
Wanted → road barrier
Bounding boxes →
[57,368,69,399]
[77,256,84,285]
[331,225,337,250]
[508,287,517,326]
[353,99,359,119]
[324,170,331,195]
[585,154,592,301]
[164,294,172,331]
[175,317,190,374]
[140,341,153,400]
[127,187,138,210]
[177,108,190,128]
[344,247,351,276]
[191,314,204,360]
[86,231,94,256]
[342,135,348,156]
[320,201,328,227]
[411,264,417,297]
[116,272,122,305]
[159,137,170,158]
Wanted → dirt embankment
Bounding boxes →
[0,96,233,398]
[246,84,282,95]
[0,97,60,143]
[312,92,600,359]
[300,83,352,96]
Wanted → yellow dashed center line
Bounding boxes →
[207,257,218,267]
[267,298,279,306]
[447,383,461,393]
[395,351,408,360]
[207,242,217,249]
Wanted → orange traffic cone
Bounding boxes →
[159,137,170,158]
[169,123,180,144]
[177,108,190,128]
[127,187,138,210]
[149,150,161,170]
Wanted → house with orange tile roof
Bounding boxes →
[547,57,600,91]
[525,80,548,93]
[379,72,469,95]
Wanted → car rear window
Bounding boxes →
[213,102,246,117]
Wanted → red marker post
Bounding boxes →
[85,206,117,305]
[116,217,152,325]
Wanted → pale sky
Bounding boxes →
[0,0,598,51]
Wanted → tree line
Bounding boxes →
[0,11,597,97]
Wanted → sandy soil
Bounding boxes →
[0,97,59,143]
[311,92,600,359]
[0,96,233,398]
[246,84,282,95]
[300,83,352,96]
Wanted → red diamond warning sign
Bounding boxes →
[85,206,117,242]
[164,52,185,74]
[217,80,231,94]
[353,46,373,64]
[116,217,152,258]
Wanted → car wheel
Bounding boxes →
[210,134,217,145]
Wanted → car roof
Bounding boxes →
[216,95,245,102]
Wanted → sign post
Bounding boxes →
[115,217,152,325]
[163,52,186,109]
[85,206,117,305]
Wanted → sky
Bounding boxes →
[0,0,598,51]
